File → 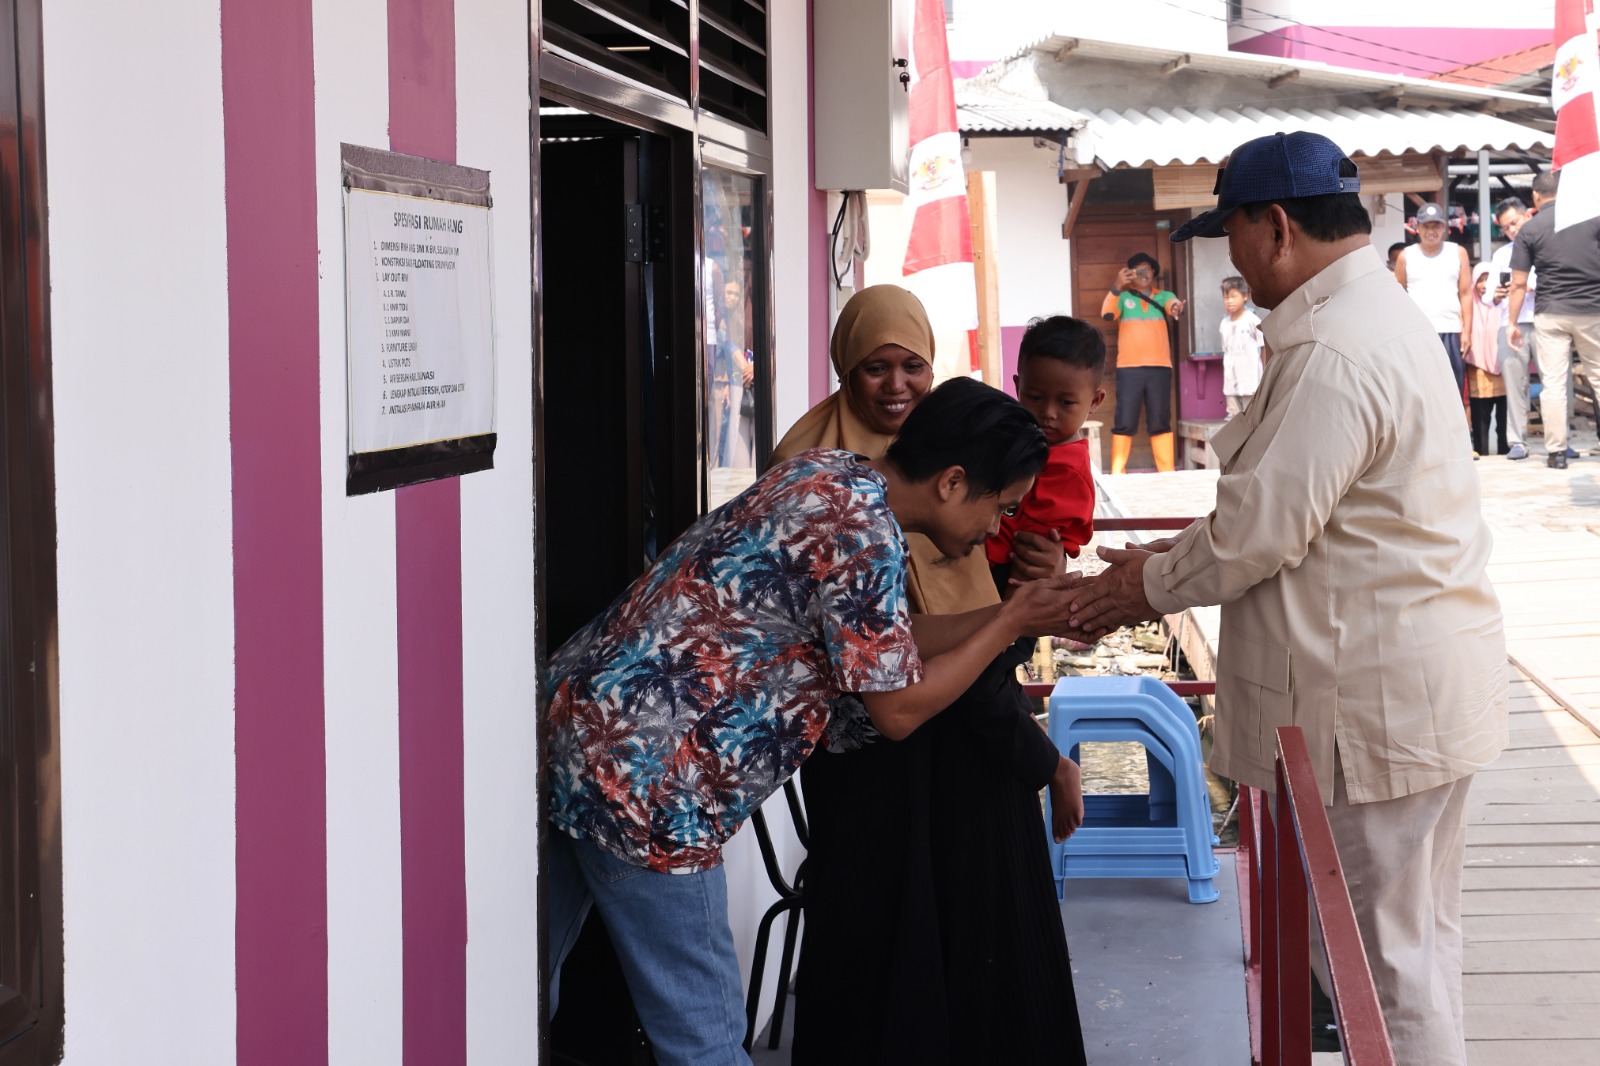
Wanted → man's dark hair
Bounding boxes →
[1017,315,1105,376]
[1240,158,1372,241]
[1126,252,1159,272]
[886,378,1048,498]
[1531,171,1559,199]
[1387,242,1406,256]
[1492,196,1527,222]
[1220,275,1250,296]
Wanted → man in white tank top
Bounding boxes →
[1395,202,1474,402]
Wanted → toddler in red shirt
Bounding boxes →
[987,315,1106,582]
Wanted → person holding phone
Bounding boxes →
[1100,252,1184,473]
[1489,197,1537,460]
[1467,261,1508,456]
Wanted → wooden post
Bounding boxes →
[1059,166,1097,240]
[968,169,1003,387]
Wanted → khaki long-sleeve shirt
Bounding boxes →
[1144,247,1507,804]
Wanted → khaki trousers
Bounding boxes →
[1531,312,1600,452]
[1497,324,1531,447]
[1303,763,1473,1066]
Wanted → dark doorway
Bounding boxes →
[538,107,695,649]
[539,102,696,1066]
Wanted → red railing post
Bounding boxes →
[1275,727,1397,1066]
[1238,786,1264,1066]
[1275,757,1312,1065]
[1259,786,1282,1063]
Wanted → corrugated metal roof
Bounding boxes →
[954,85,1091,134]
[1073,105,1552,169]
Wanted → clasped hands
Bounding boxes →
[1006,537,1172,643]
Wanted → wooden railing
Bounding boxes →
[1240,727,1396,1066]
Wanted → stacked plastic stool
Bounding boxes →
[1044,674,1220,904]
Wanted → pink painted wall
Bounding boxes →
[1231,25,1551,78]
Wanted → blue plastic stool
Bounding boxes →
[1044,675,1220,904]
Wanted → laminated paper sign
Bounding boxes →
[342,144,496,493]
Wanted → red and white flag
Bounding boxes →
[901,0,979,373]
[1552,0,1600,231]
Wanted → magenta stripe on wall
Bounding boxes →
[387,2,468,1064]
[221,1,330,1064]
[807,0,829,405]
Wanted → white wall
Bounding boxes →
[1186,232,1238,355]
[967,138,1076,327]
[454,0,543,1057]
[46,0,238,1061]
[770,0,818,438]
[45,1,542,1062]
[313,3,405,1061]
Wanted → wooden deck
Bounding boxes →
[1100,423,1600,1066]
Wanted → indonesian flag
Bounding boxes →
[901,0,980,374]
[1552,0,1600,231]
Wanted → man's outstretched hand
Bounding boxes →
[1063,545,1162,639]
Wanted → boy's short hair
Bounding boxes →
[886,378,1048,498]
[1220,275,1249,296]
[1492,197,1526,222]
[1016,315,1106,376]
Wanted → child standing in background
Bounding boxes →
[1219,276,1264,418]
[1466,261,1508,457]
[988,316,1106,584]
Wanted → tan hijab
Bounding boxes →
[771,285,999,616]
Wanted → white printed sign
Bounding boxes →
[345,188,495,454]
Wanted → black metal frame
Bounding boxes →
[741,781,809,1051]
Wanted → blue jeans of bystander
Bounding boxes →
[547,830,752,1066]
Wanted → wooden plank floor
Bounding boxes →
[1099,425,1600,1066]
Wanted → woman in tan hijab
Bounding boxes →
[784,286,1087,1066]
[772,284,1003,615]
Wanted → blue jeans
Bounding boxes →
[547,830,752,1066]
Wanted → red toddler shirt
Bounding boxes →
[986,437,1095,566]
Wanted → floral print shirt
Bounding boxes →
[547,449,923,873]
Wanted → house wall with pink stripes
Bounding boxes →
[44,0,533,1062]
[37,0,822,1062]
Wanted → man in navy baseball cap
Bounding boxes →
[1170,131,1362,243]
[1067,126,1502,1066]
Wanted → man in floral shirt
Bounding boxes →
[546,379,1083,1065]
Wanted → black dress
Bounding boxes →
[792,640,1088,1065]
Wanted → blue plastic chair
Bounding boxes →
[1044,675,1220,904]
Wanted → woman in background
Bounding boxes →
[777,285,1087,1066]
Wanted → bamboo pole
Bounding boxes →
[968,169,1003,387]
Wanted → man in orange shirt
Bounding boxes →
[1101,252,1185,472]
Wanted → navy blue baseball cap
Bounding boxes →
[1171,131,1361,243]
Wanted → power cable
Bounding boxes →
[1229,1,1551,82]
[1151,0,1544,90]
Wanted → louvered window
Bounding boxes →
[697,0,767,132]
[541,0,768,134]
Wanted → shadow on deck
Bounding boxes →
[753,852,1251,1065]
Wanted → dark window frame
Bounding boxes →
[0,0,64,1059]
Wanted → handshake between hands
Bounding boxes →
[1005,538,1177,644]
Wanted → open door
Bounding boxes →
[1071,206,1191,472]
[539,102,693,1066]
